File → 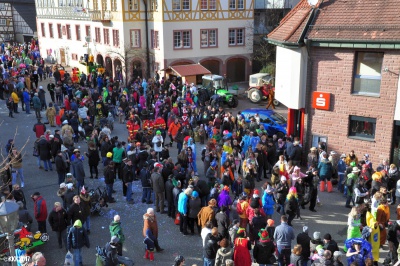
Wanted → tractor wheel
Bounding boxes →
[273,99,280,106]
[248,88,262,103]
[227,97,239,108]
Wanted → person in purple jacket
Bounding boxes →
[218,186,232,218]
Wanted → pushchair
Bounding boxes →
[89,186,108,216]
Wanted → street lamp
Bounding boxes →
[0,201,20,266]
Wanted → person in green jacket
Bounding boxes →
[112,142,125,179]
[345,167,359,208]
[109,214,125,256]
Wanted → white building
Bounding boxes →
[35,0,254,82]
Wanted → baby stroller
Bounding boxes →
[89,186,108,216]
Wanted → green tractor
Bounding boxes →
[199,74,239,108]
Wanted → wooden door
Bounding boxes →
[60,48,66,65]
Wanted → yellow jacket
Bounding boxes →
[11,92,19,103]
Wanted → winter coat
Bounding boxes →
[109,221,125,244]
[198,206,215,228]
[87,148,100,166]
[67,202,88,224]
[188,197,202,219]
[276,182,289,204]
[48,208,69,232]
[37,138,51,160]
[217,190,232,209]
[194,179,210,198]
[297,232,311,260]
[33,195,48,222]
[122,164,133,183]
[55,154,67,173]
[215,247,234,266]
[151,172,164,193]
[67,221,90,249]
[204,233,219,259]
[178,192,189,215]
[318,159,333,180]
[285,196,299,216]
[165,179,174,203]
[104,166,115,185]
[262,192,275,216]
[140,168,152,188]
[253,239,275,265]
[71,159,85,183]
[233,237,252,266]
[290,253,304,266]
[143,213,158,238]
[215,211,230,237]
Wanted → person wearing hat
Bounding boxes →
[174,255,185,266]
[206,160,218,189]
[253,228,275,265]
[143,208,164,252]
[48,202,68,249]
[262,185,275,219]
[109,215,125,256]
[188,190,202,235]
[67,219,90,266]
[32,192,48,233]
[310,231,324,258]
[217,186,232,218]
[233,227,252,266]
[79,186,92,234]
[332,251,344,266]
[345,150,358,167]
[296,226,311,265]
[345,167,359,208]
[323,233,339,254]
[45,102,56,127]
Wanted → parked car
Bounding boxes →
[241,108,287,138]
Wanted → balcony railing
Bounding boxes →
[88,10,113,22]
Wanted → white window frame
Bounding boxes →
[174,30,191,49]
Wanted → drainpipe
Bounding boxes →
[143,0,151,78]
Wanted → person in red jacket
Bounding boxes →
[32,192,48,233]
[33,119,46,139]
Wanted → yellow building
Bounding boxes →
[35,0,254,82]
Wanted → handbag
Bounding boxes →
[174,213,181,225]
[33,146,39,157]
[64,251,74,265]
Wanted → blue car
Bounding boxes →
[241,108,287,138]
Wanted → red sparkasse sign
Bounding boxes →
[312,91,331,110]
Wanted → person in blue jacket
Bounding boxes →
[178,187,193,235]
[22,88,31,114]
[262,185,275,219]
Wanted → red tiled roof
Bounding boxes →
[170,64,211,77]
[267,0,316,43]
[307,0,400,41]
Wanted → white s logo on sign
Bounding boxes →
[316,94,326,107]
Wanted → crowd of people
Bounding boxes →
[2,40,400,266]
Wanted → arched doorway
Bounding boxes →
[114,59,122,81]
[96,54,104,67]
[201,60,220,75]
[105,57,112,77]
[226,58,246,82]
[132,60,143,79]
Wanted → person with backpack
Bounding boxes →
[345,167,359,208]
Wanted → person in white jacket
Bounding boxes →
[152,130,163,161]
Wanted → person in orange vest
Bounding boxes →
[126,116,135,141]
[154,115,166,141]
[143,120,154,135]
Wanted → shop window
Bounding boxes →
[348,115,376,140]
[353,52,383,96]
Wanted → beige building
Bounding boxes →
[35,0,254,82]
